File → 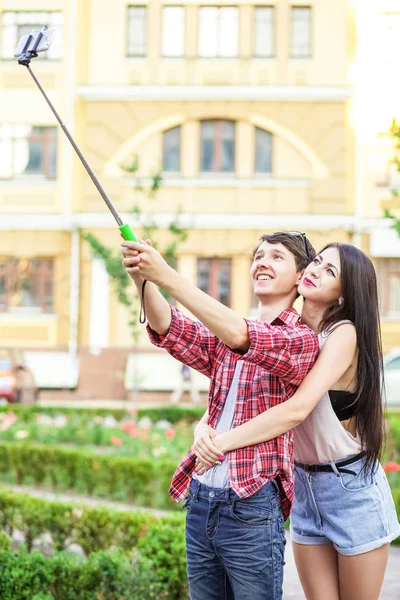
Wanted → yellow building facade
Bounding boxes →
[0,0,399,397]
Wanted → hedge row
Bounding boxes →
[392,489,400,545]
[0,405,205,424]
[0,546,184,600]
[0,442,178,509]
[0,486,187,598]
[0,486,186,554]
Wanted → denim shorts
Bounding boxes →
[290,455,400,556]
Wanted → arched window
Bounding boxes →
[200,120,235,173]
[163,126,181,172]
[255,128,272,174]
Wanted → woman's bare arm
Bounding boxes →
[194,324,357,465]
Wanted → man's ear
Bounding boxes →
[295,270,304,286]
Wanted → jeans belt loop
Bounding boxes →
[329,461,341,477]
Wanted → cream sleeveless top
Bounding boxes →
[294,321,362,464]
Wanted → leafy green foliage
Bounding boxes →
[0,547,172,599]
[82,154,190,341]
[0,404,205,424]
[0,442,178,509]
[384,119,400,234]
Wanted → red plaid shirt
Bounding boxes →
[147,306,318,519]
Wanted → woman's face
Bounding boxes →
[298,246,343,306]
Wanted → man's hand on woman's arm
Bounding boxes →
[191,410,224,466]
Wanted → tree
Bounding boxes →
[82,156,189,345]
[383,118,400,235]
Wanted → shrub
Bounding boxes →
[0,486,185,558]
[0,548,172,600]
[0,442,178,510]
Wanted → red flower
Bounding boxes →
[110,436,123,446]
[383,461,400,474]
[165,428,176,439]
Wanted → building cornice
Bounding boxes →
[0,212,388,233]
[77,85,353,103]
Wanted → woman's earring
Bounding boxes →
[338,298,343,306]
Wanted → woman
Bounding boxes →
[194,243,400,600]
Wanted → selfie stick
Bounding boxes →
[16,27,138,242]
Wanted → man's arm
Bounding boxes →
[122,240,172,335]
[194,325,357,465]
[121,240,249,350]
[122,242,220,378]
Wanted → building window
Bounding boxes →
[255,128,272,173]
[0,258,54,313]
[162,6,185,57]
[254,7,274,58]
[163,126,181,172]
[198,6,238,58]
[127,6,147,57]
[291,6,312,58]
[197,258,232,306]
[0,125,57,180]
[200,120,235,173]
[1,11,63,59]
[377,259,400,319]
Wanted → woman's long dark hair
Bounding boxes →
[318,243,385,471]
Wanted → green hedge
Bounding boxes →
[0,547,185,600]
[0,486,170,554]
[0,405,205,424]
[0,442,178,509]
[391,489,400,545]
[0,486,187,598]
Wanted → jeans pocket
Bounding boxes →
[182,492,193,513]
[230,497,273,527]
[338,469,376,492]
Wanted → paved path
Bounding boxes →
[5,484,400,599]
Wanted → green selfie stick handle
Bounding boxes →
[119,223,138,242]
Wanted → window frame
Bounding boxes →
[254,127,273,174]
[200,119,236,174]
[162,5,185,58]
[162,126,181,173]
[0,124,57,181]
[0,257,55,314]
[1,10,63,60]
[254,6,275,58]
[198,6,239,58]
[377,258,400,320]
[126,5,147,58]
[290,6,313,59]
[197,257,232,307]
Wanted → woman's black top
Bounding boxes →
[328,390,358,421]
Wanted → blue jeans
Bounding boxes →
[184,479,286,600]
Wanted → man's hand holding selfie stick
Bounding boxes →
[121,240,250,351]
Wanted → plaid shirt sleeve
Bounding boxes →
[242,320,319,386]
[147,306,219,379]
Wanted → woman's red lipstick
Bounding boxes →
[303,277,316,287]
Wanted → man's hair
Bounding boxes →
[254,232,316,272]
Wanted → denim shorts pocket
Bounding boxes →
[338,469,376,492]
[230,496,273,527]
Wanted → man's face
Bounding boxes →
[250,241,301,300]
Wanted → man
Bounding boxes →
[121,232,319,600]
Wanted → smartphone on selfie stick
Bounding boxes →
[14,26,138,243]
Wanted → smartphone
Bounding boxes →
[14,27,56,58]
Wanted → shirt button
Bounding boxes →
[209,490,215,498]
